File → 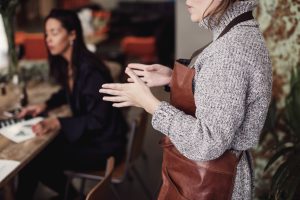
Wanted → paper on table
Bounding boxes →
[0,117,43,143]
[0,160,20,182]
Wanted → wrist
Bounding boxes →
[40,103,47,111]
[53,117,61,130]
[144,96,161,115]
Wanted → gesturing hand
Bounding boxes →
[127,63,172,87]
[99,68,161,114]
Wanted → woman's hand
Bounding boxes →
[32,117,61,136]
[127,63,172,87]
[17,103,47,118]
[99,68,161,114]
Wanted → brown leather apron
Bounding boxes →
[157,12,254,200]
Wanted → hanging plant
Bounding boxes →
[0,0,19,76]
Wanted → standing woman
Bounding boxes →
[17,9,127,199]
[100,0,272,199]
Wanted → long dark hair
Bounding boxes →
[44,9,110,86]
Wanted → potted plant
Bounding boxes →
[264,64,300,200]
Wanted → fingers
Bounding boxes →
[125,68,142,83]
[131,69,145,77]
[99,88,123,96]
[127,77,146,83]
[34,121,51,136]
[100,85,128,103]
[103,96,128,102]
[101,93,133,108]
[112,102,133,108]
[36,128,48,136]
[127,63,149,71]
[101,83,126,90]
[127,63,157,72]
[32,110,39,117]
[17,109,27,118]
[127,77,133,83]
[144,64,156,71]
[18,106,39,118]
[32,122,45,136]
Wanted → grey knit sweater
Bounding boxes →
[152,0,272,199]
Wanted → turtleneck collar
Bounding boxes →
[199,0,257,40]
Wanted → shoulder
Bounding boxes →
[225,21,269,60]
[78,52,112,82]
[199,22,270,72]
[79,52,106,72]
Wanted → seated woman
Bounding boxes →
[16,9,127,199]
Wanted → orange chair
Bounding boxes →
[61,0,90,9]
[121,36,156,63]
[92,11,111,20]
[15,32,48,60]
[23,33,48,60]
[92,11,111,36]
[15,31,26,46]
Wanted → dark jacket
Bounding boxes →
[46,53,127,156]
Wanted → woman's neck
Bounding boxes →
[67,63,73,77]
[62,46,73,63]
[198,0,257,40]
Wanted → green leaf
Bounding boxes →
[271,161,289,193]
[271,155,300,199]
[285,172,300,200]
[285,66,300,137]
[264,146,294,171]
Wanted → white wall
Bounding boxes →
[176,0,211,58]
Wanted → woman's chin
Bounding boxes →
[49,50,60,56]
[190,16,201,23]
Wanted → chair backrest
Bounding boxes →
[113,111,148,179]
[65,109,149,184]
[121,36,156,63]
[85,156,118,200]
[122,110,148,175]
[130,110,148,162]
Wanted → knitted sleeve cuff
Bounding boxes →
[151,101,180,135]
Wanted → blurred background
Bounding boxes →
[0,0,300,199]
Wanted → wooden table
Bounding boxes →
[0,129,58,188]
[0,81,67,199]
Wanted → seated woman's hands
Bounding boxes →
[17,103,47,118]
[99,68,161,114]
[127,63,172,87]
[32,117,61,136]
[18,104,60,136]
